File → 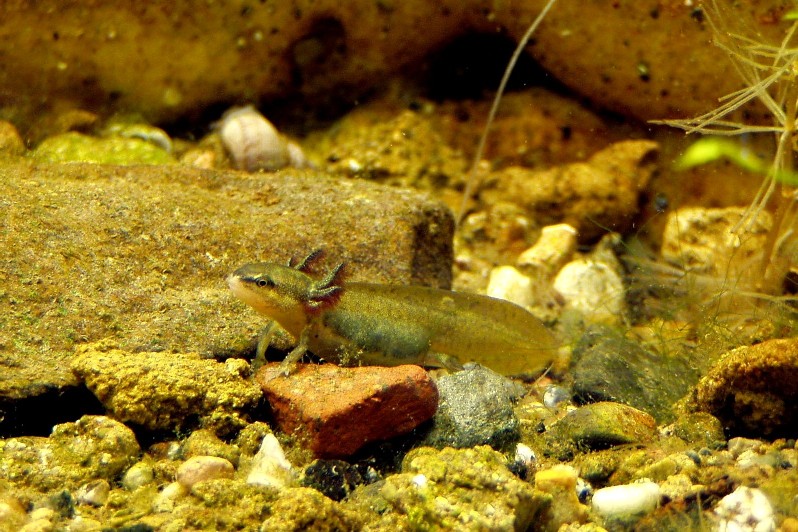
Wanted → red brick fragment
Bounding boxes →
[256,363,438,458]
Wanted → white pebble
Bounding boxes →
[246,433,294,489]
[511,443,537,478]
[727,437,763,458]
[591,481,661,520]
[517,223,578,277]
[64,516,103,532]
[20,518,54,532]
[714,486,775,532]
[76,479,110,507]
[152,481,187,513]
[736,450,779,470]
[553,258,626,324]
[176,455,235,489]
[28,508,56,522]
[486,265,534,308]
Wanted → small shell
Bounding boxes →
[217,105,293,172]
[104,122,173,152]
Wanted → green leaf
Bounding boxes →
[675,137,798,186]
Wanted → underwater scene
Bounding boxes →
[2,0,798,530]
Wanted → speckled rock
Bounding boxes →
[481,140,658,241]
[545,402,658,458]
[147,479,280,530]
[0,1,783,127]
[259,487,362,531]
[660,206,772,287]
[713,486,775,532]
[421,364,521,451]
[0,415,140,492]
[311,108,468,190]
[353,446,550,531]
[669,412,725,447]
[256,363,438,458]
[0,160,453,434]
[182,429,241,466]
[70,341,262,434]
[686,338,798,438]
[570,326,700,422]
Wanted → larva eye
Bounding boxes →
[256,277,274,288]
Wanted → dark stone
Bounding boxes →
[570,326,700,422]
[300,459,378,501]
[421,364,522,451]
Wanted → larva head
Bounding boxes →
[227,262,314,336]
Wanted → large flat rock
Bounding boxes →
[0,161,453,431]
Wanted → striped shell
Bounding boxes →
[217,105,302,172]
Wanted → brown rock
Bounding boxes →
[256,363,438,457]
[482,140,659,241]
[0,1,783,127]
[686,338,798,438]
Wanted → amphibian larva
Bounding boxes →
[228,250,558,376]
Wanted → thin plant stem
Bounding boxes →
[456,0,558,225]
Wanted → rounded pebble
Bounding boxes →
[714,486,775,532]
[152,481,188,513]
[553,258,626,325]
[508,443,537,480]
[175,456,235,489]
[543,385,571,409]
[122,461,154,491]
[0,120,25,155]
[486,265,534,309]
[591,481,661,521]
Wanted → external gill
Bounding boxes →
[306,262,345,310]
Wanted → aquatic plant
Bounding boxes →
[457,0,558,224]
[657,0,798,295]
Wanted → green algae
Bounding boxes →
[31,132,174,165]
[348,446,550,531]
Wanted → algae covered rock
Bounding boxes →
[259,487,362,531]
[362,445,550,530]
[570,326,700,422]
[31,132,174,165]
[686,338,798,438]
[70,341,262,434]
[0,415,140,492]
